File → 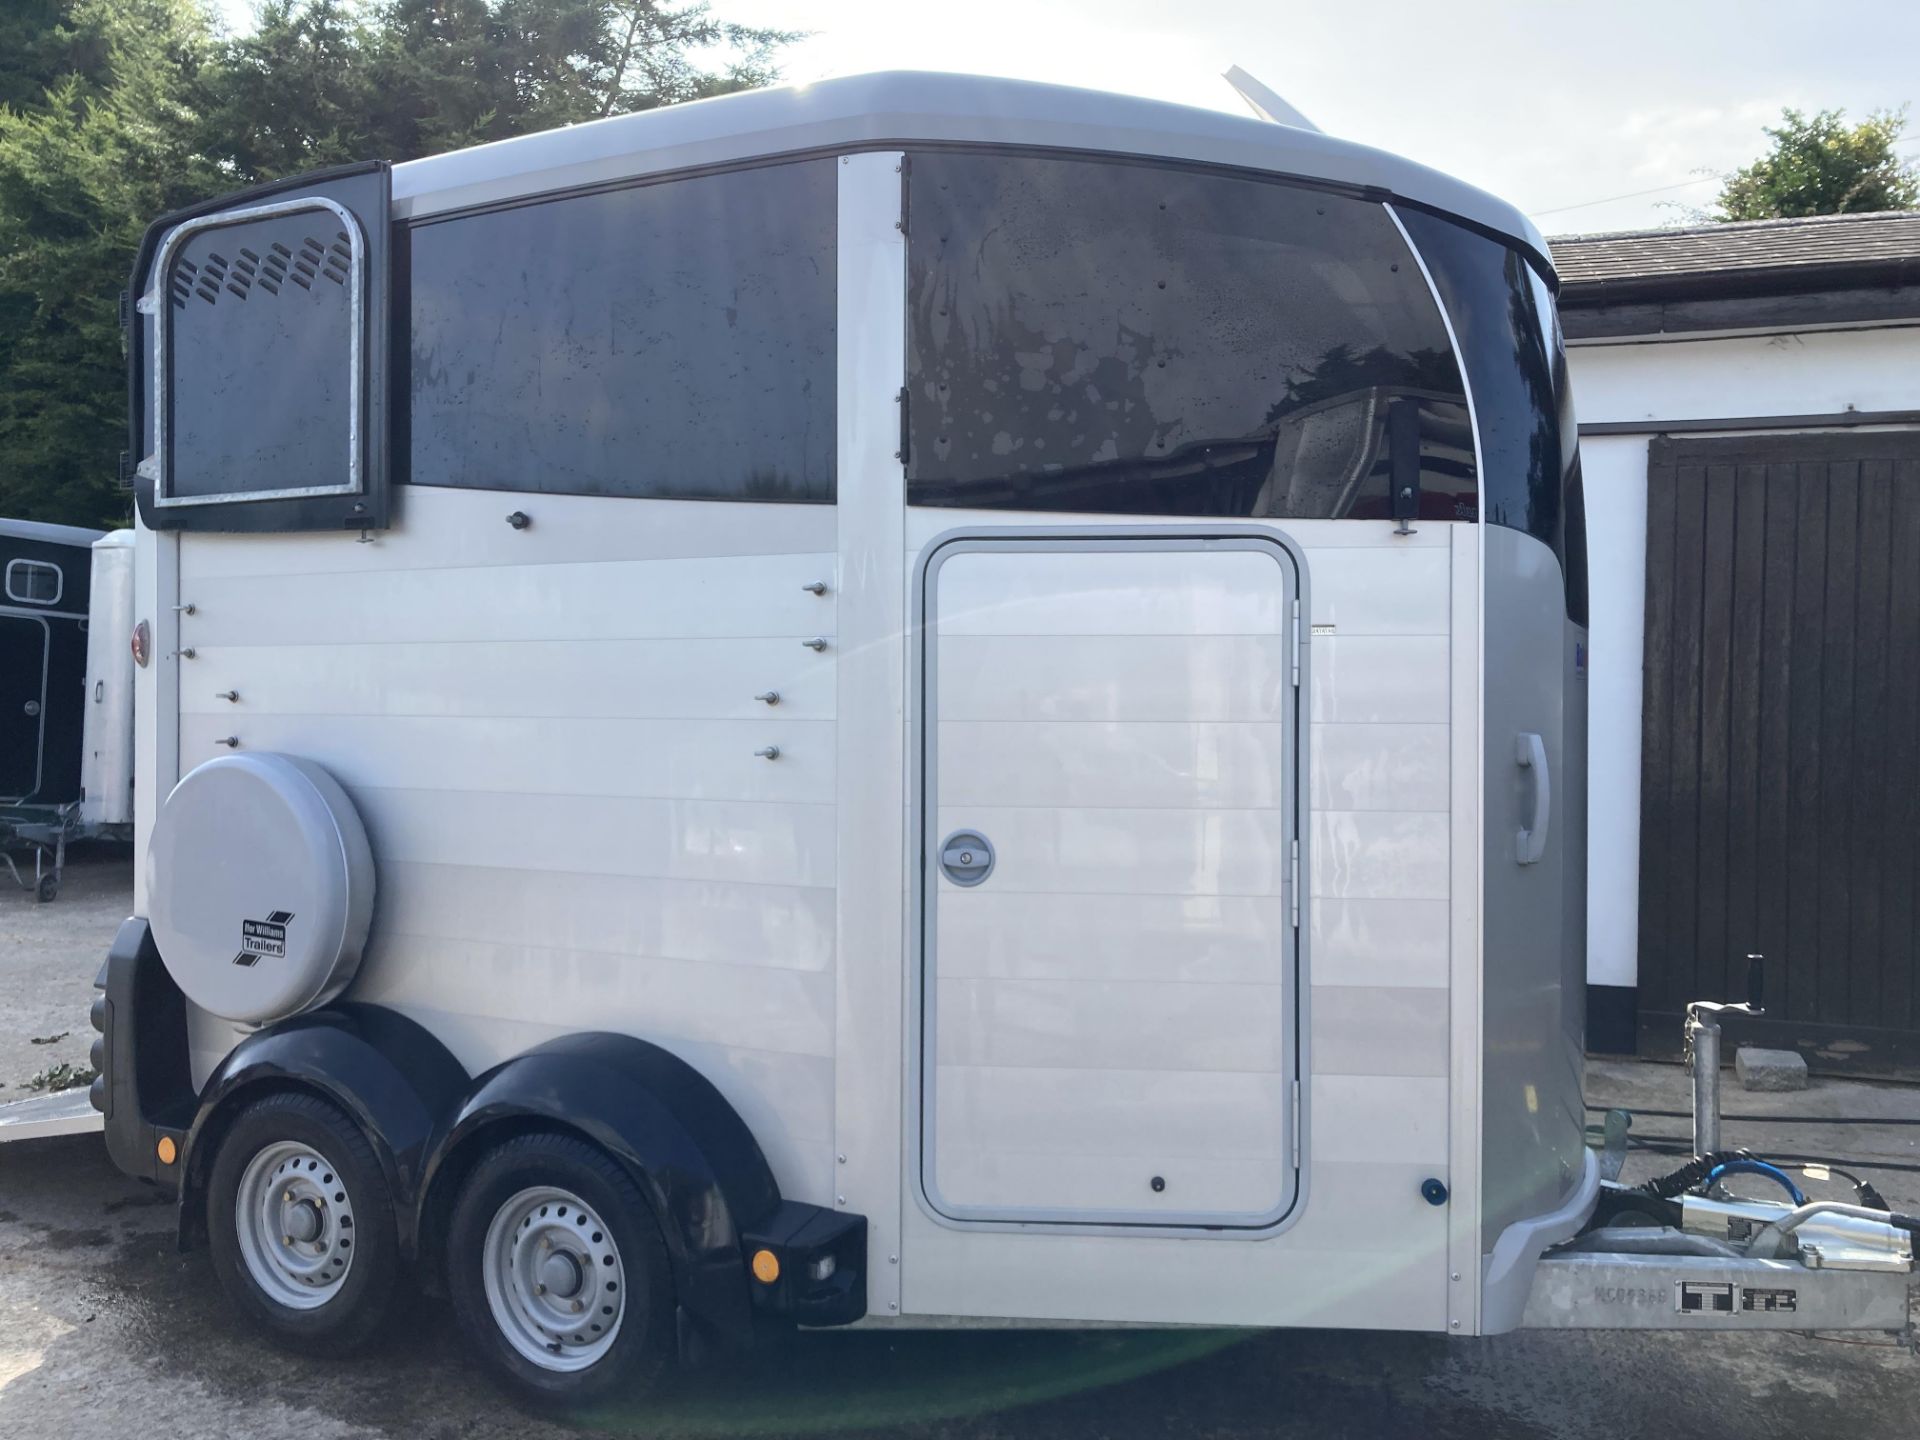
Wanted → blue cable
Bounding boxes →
[1706,1158,1805,1205]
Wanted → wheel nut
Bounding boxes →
[534,1283,547,1295]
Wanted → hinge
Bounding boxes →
[1289,838,1301,930]
[898,152,910,237]
[1291,611,1302,688]
[896,386,909,469]
[1290,1079,1302,1169]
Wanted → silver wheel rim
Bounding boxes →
[234,1140,357,1311]
[482,1186,626,1372]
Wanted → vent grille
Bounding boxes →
[171,233,351,308]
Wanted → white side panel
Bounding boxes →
[901,516,1455,1329]
[169,493,843,1203]
[79,533,135,826]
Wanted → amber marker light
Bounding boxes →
[156,1136,177,1165]
[750,1249,780,1284]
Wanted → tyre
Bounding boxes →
[446,1132,675,1407]
[35,874,57,903]
[205,1090,400,1354]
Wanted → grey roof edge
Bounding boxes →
[391,70,1550,270]
[1,517,108,547]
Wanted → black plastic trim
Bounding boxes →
[1580,410,1920,438]
[741,1201,868,1325]
[177,1003,470,1253]
[92,917,196,1191]
[416,1032,806,1346]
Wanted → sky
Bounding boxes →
[213,0,1920,236]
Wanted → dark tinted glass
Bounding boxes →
[1395,208,1585,620]
[905,152,1473,520]
[166,206,358,499]
[408,160,836,502]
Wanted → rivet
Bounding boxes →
[837,1154,847,1164]
[888,1255,897,1264]
[889,1301,899,1312]
[1451,1272,1461,1282]
[836,1195,846,1205]
[1450,1320,1461,1329]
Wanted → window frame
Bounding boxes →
[148,195,369,510]
[4,559,61,607]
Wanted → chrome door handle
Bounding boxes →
[939,830,995,887]
[1515,732,1551,866]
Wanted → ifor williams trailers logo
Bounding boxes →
[233,911,295,967]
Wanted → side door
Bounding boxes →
[0,612,50,803]
[916,530,1304,1229]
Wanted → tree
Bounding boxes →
[1714,107,1920,221]
[0,0,218,528]
[0,0,796,528]
[196,0,800,182]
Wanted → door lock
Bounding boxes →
[938,830,995,887]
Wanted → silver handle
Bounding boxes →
[755,746,781,760]
[801,581,828,595]
[755,691,780,706]
[215,690,239,703]
[939,829,995,887]
[214,735,239,748]
[801,637,828,651]
[1515,732,1551,865]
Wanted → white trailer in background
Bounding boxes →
[10,69,1900,1409]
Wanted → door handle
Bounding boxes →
[23,700,40,718]
[1515,732,1551,866]
[939,830,995,887]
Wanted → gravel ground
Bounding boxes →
[3,852,1917,1438]
[0,846,129,1096]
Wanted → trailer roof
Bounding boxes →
[0,517,106,548]
[391,70,1550,273]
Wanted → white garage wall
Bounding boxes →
[1566,319,1920,1001]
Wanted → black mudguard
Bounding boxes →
[179,1003,469,1254]
[416,1032,785,1346]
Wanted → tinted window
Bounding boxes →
[165,204,360,501]
[408,160,836,502]
[905,152,1473,520]
[1395,208,1584,620]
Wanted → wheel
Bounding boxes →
[205,1091,400,1354]
[35,874,57,903]
[447,1132,675,1407]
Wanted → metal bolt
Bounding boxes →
[1450,1320,1461,1330]
[888,1255,898,1265]
[535,1283,547,1296]
[836,1195,846,1206]
[889,1301,899,1312]
[1451,1272,1461,1282]
[837,1154,847,1164]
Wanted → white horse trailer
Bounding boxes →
[73,71,1913,1404]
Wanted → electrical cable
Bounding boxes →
[1705,1158,1805,1205]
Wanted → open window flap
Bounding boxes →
[130,162,392,534]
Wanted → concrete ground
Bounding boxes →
[2,852,1917,1439]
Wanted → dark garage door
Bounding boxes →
[1638,430,1920,1074]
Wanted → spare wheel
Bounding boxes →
[146,753,374,1025]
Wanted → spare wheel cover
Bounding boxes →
[146,753,374,1025]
